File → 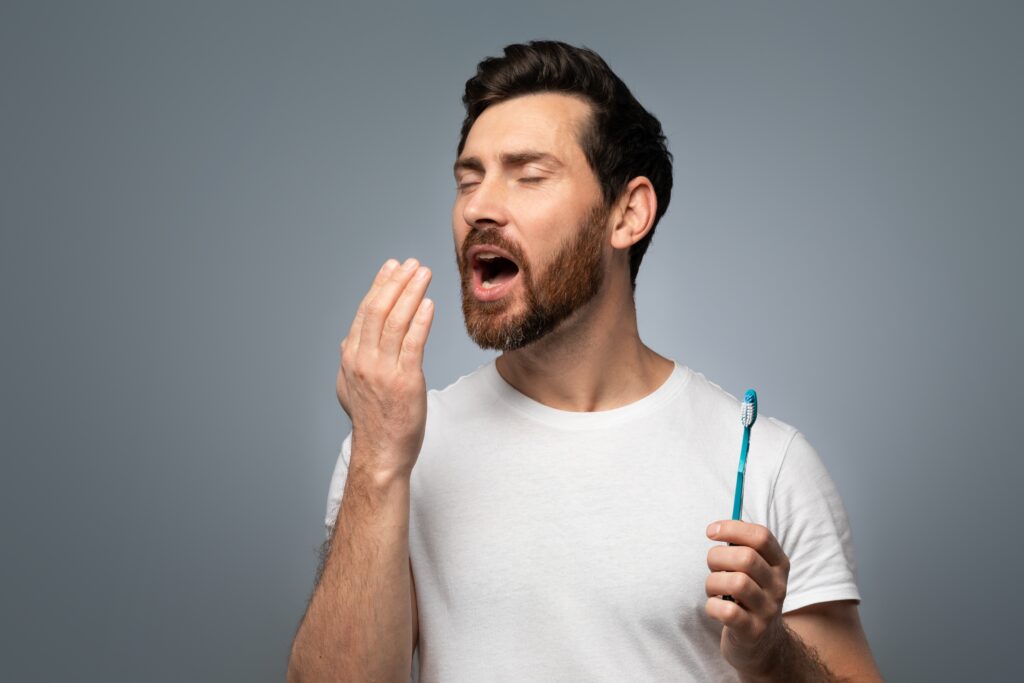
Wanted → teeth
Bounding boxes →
[477,253,500,261]
[481,275,517,290]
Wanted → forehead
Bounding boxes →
[458,92,593,168]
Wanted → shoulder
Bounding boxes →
[425,360,498,420]
[681,366,802,461]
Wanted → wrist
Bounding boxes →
[349,459,412,490]
[736,620,837,683]
[350,432,416,486]
[735,620,790,683]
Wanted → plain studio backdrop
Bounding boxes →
[1,1,1021,681]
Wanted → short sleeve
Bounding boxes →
[324,430,353,538]
[768,430,862,613]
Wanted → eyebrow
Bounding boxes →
[453,150,564,177]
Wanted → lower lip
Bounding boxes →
[472,269,521,302]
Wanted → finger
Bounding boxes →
[398,295,434,372]
[347,259,399,355]
[707,520,787,567]
[379,265,432,360]
[705,596,754,634]
[707,544,774,590]
[359,257,420,353]
[705,571,768,613]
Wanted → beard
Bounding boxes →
[456,200,610,351]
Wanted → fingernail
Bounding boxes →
[707,524,720,538]
[402,258,417,270]
[382,259,398,272]
[414,266,429,280]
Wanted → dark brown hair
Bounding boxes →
[457,40,674,293]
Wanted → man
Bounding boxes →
[288,40,883,682]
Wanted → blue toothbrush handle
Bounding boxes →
[730,470,745,521]
[723,427,751,602]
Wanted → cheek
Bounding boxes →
[451,205,462,235]
[518,212,571,262]
[451,214,467,257]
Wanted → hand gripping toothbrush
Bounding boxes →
[723,389,758,603]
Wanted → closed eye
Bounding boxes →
[457,177,543,191]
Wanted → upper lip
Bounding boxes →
[467,244,520,269]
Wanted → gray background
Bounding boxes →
[2,1,1020,681]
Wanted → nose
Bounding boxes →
[461,174,509,228]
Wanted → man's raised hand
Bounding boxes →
[336,257,434,479]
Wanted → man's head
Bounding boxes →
[452,40,673,351]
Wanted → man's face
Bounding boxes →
[452,92,611,351]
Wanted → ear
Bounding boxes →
[609,177,657,251]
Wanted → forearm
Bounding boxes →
[738,622,842,683]
[288,454,413,683]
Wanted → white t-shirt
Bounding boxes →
[325,359,861,682]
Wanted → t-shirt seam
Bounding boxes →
[783,585,862,613]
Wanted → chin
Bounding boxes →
[463,314,524,351]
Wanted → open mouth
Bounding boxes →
[471,252,521,301]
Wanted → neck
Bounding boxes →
[495,274,675,412]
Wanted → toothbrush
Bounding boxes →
[723,388,758,603]
[732,389,758,521]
